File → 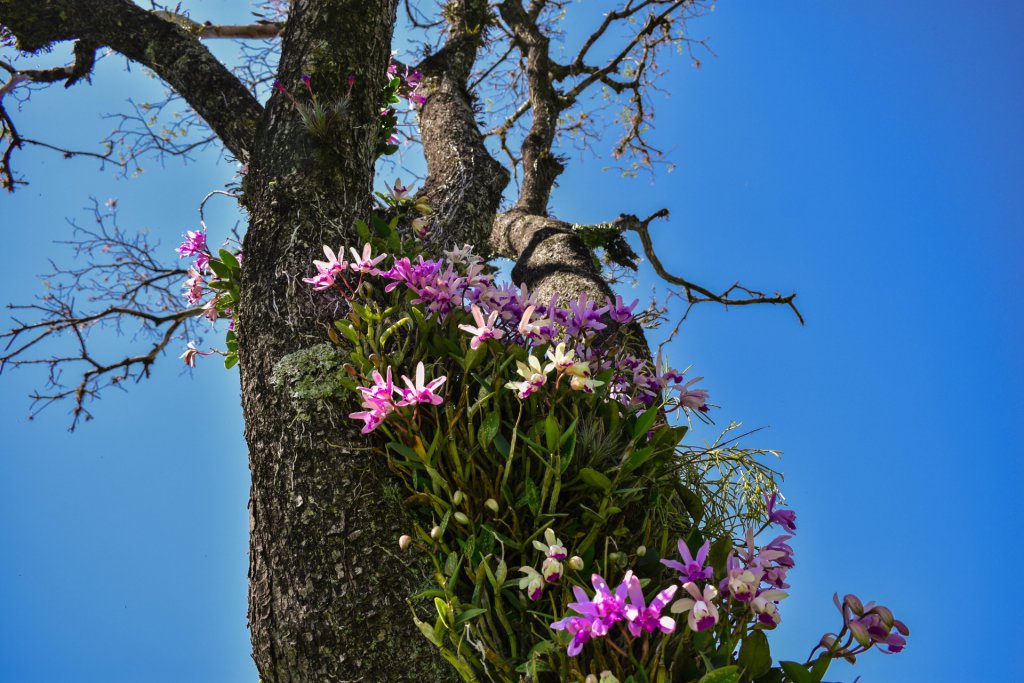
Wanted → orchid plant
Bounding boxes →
[176,177,908,681]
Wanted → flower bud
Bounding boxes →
[452,490,464,506]
[608,551,626,567]
[868,605,895,629]
[430,525,441,540]
[484,497,500,514]
[585,676,598,683]
[495,558,508,584]
[849,619,872,647]
[599,672,620,683]
[636,545,647,557]
[454,511,470,525]
[568,555,584,571]
[843,594,865,616]
[398,534,412,550]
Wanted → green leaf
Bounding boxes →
[738,631,772,679]
[707,535,733,576]
[809,656,831,682]
[413,615,442,647]
[478,412,500,449]
[224,353,238,369]
[678,484,705,526]
[632,404,660,440]
[218,249,240,273]
[699,666,740,683]
[454,607,487,626]
[578,467,613,491]
[433,597,452,627]
[334,320,359,344]
[624,445,655,472]
[544,414,560,452]
[387,442,420,463]
[524,478,540,515]
[754,670,785,683]
[443,551,458,577]
[355,219,371,243]
[207,259,231,280]
[492,433,511,458]
[779,661,814,683]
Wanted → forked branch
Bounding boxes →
[617,209,805,324]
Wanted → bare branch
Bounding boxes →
[0,199,205,429]
[497,0,564,213]
[152,11,285,40]
[0,0,263,161]
[618,209,805,324]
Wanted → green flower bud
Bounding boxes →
[495,558,508,584]
[453,511,470,525]
[636,545,647,557]
[430,525,441,540]
[484,498,500,514]
[452,490,464,506]
[398,534,412,550]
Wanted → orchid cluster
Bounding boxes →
[518,528,577,600]
[816,593,909,661]
[536,487,908,681]
[286,185,907,682]
[379,60,425,153]
[303,238,709,432]
[349,362,446,434]
[174,227,243,368]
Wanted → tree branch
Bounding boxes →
[414,0,510,250]
[618,209,805,323]
[497,0,563,214]
[0,199,202,429]
[0,0,263,160]
[152,11,285,40]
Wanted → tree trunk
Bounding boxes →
[236,1,452,680]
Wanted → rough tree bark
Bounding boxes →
[235,1,462,679]
[1,0,798,679]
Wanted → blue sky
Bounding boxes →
[2,2,1022,682]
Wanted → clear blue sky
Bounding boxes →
[2,2,1022,682]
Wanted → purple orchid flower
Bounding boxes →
[661,539,713,583]
[349,405,387,434]
[348,243,387,274]
[766,492,797,533]
[550,615,594,657]
[606,295,639,324]
[566,574,629,636]
[566,291,609,337]
[358,368,398,409]
[176,228,207,259]
[302,245,348,290]
[458,305,505,349]
[671,581,720,632]
[398,362,446,406]
[622,571,677,637]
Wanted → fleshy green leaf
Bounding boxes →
[739,631,772,679]
[698,666,740,683]
[478,412,500,449]
[579,467,613,491]
[779,661,814,683]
